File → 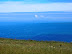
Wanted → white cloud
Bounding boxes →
[35,15,38,18]
[0,2,72,12]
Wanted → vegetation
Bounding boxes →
[0,38,72,54]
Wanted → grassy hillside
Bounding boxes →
[0,38,72,54]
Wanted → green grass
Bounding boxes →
[0,38,72,54]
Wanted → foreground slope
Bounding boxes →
[0,38,72,54]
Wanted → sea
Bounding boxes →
[0,12,72,42]
[0,22,72,42]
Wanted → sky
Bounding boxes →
[0,0,72,12]
[0,0,72,22]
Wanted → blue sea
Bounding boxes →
[0,12,72,42]
[0,22,72,42]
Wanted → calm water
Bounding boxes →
[0,22,72,42]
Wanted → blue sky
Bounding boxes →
[0,0,72,22]
[0,0,72,3]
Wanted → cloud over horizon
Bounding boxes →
[0,2,72,12]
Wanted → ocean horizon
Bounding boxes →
[0,12,72,42]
